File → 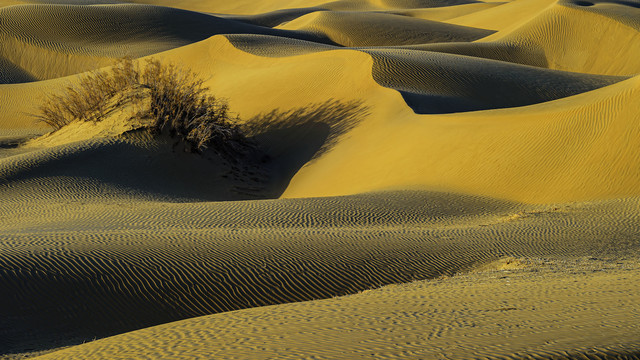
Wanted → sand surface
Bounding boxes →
[1,0,639,359]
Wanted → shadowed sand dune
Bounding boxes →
[0,189,639,355]
[124,0,483,14]
[364,48,623,113]
[277,11,495,46]
[1,0,640,358]
[28,258,640,359]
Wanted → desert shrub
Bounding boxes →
[35,58,246,153]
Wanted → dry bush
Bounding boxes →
[35,58,247,154]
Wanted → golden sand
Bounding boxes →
[0,0,639,358]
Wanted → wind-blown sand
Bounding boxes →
[1,0,639,359]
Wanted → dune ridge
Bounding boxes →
[277,11,495,46]
[0,3,334,83]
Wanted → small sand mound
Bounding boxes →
[26,86,153,149]
[473,256,527,271]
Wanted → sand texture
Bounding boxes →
[1,0,639,359]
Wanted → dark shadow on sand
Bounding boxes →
[245,99,370,197]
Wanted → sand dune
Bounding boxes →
[487,1,640,75]
[125,0,331,15]
[215,34,622,114]
[0,3,331,82]
[446,0,558,30]
[126,0,483,14]
[29,258,640,359]
[406,1,640,76]
[282,73,640,202]
[278,11,495,46]
[389,2,506,21]
[365,48,623,113]
[1,0,639,358]
[1,189,639,355]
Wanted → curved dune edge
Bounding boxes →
[123,0,331,15]
[486,2,640,76]
[30,257,640,359]
[124,0,484,14]
[446,0,558,31]
[281,74,640,203]
[0,3,334,83]
[390,3,506,21]
[404,2,640,76]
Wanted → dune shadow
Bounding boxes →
[366,49,623,115]
[613,0,640,7]
[399,91,485,114]
[570,0,640,6]
[0,56,37,84]
[244,99,369,197]
[226,7,328,28]
[0,101,368,202]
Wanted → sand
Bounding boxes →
[1,0,639,359]
[27,258,640,359]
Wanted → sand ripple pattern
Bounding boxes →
[0,189,639,353]
[1,0,640,358]
[31,258,640,359]
[0,3,331,82]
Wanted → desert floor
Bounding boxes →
[1,0,639,359]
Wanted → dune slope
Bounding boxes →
[1,189,639,355]
[0,3,332,82]
[30,257,640,359]
[278,11,495,46]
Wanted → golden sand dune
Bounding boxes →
[127,0,482,14]
[1,0,640,358]
[488,1,640,75]
[413,1,640,75]
[446,0,558,30]
[29,258,640,359]
[0,3,329,82]
[216,34,624,113]
[281,73,640,202]
[0,189,638,355]
[125,0,331,15]
[388,3,506,21]
[277,11,495,46]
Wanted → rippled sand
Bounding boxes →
[1,0,639,358]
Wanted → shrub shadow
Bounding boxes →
[0,100,368,203]
[244,99,369,197]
